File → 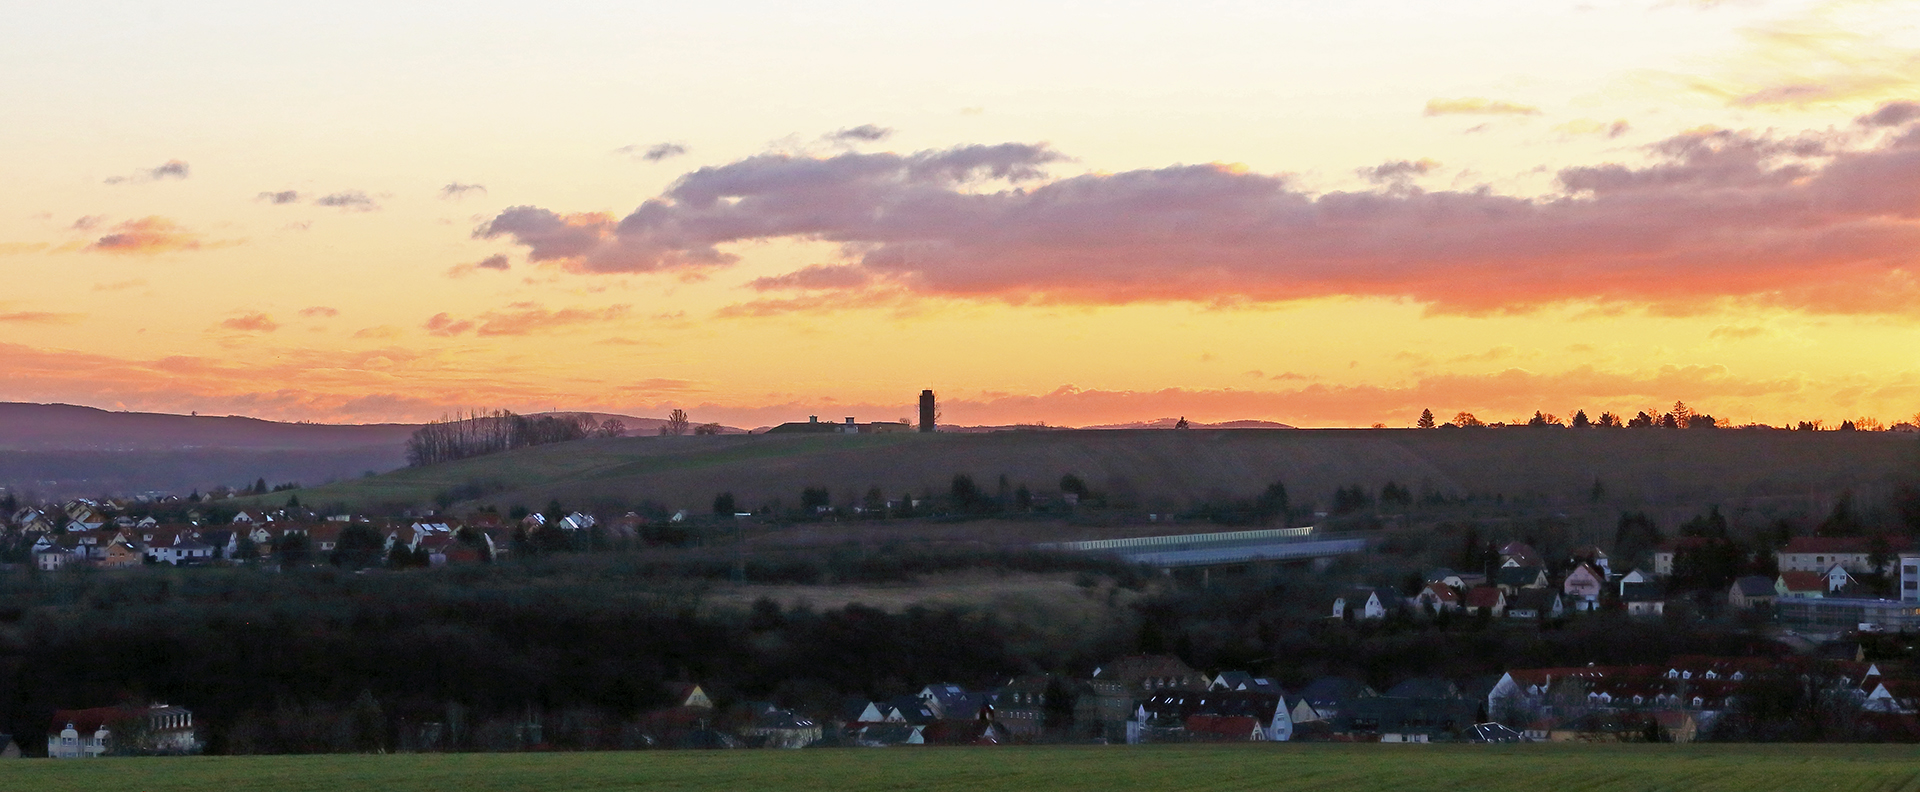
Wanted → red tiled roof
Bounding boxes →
[1464,586,1503,608]
[1777,571,1826,592]
[1780,536,1871,554]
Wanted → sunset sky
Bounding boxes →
[4,0,1920,428]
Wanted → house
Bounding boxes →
[1210,671,1282,694]
[1777,571,1828,599]
[1776,536,1875,574]
[0,734,18,758]
[738,708,821,749]
[1652,538,1712,576]
[1729,576,1777,609]
[918,683,986,720]
[995,675,1054,737]
[1413,581,1461,613]
[1384,678,1460,700]
[1499,541,1543,568]
[1295,676,1374,722]
[1570,545,1611,576]
[1617,569,1651,596]
[1335,696,1480,743]
[98,539,144,569]
[1822,563,1860,595]
[850,723,924,746]
[1505,588,1563,620]
[1621,581,1666,617]
[1562,564,1606,610]
[1332,588,1395,620]
[1495,566,1549,594]
[667,683,715,711]
[35,545,75,572]
[47,704,200,758]
[1131,689,1291,743]
[1900,553,1920,603]
[1463,586,1506,617]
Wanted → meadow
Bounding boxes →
[257,427,1920,518]
[5,743,1920,792]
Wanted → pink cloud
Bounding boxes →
[477,107,1920,315]
[86,217,214,255]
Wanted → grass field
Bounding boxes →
[259,428,1920,519]
[5,744,1920,792]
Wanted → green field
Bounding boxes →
[259,427,1920,517]
[4,744,1919,792]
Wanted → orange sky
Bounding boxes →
[3,0,1919,428]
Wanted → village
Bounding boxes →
[9,490,1920,756]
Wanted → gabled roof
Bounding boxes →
[1508,588,1559,611]
[1384,677,1459,699]
[1732,576,1776,597]
[1093,654,1196,681]
[1496,566,1546,587]
[1298,676,1371,706]
[1464,586,1504,608]
[1778,571,1826,592]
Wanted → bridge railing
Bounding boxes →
[1035,526,1313,553]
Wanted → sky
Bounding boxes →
[3,0,1920,429]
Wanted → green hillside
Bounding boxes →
[266,428,1920,518]
[4,744,1918,792]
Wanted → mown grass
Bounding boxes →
[6,743,1920,792]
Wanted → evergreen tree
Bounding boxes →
[1417,409,1437,429]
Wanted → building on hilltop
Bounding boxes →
[765,416,910,435]
[47,704,200,758]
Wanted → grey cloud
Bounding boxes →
[827,124,892,143]
[1360,159,1440,184]
[616,143,688,162]
[105,160,191,185]
[315,191,377,211]
[1860,101,1920,128]
[257,190,301,204]
[441,182,487,199]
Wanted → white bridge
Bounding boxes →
[1038,526,1367,569]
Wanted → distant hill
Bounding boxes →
[0,403,738,497]
[258,428,1920,522]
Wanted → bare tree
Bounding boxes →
[663,409,690,436]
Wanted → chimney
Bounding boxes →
[808,416,818,423]
[919,389,936,433]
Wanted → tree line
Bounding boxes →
[405,411,626,467]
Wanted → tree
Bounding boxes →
[1659,412,1679,429]
[1042,676,1077,731]
[1174,416,1190,429]
[1819,491,1864,537]
[713,492,737,516]
[1596,411,1621,428]
[1451,412,1484,428]
[1255,481,1290,523]
[274,532,311,570]
[1417,409,1437,429]
[799,487,831,514]
[663,409,690,436]
[1628,411,1655,428]
[950,474,983,512]
[1670,401,1694,427]
[234,532,260,563]
[1571,409,1590,428]
[598,419,626,437]
[693,423,722,435]
[1614,512,1664,570]
[330,524,385,569]
[1060,474,1090,500]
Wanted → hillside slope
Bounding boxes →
[273,428,1920,517]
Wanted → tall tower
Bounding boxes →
[919,389,936,433]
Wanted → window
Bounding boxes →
[1906,565,1918,575]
